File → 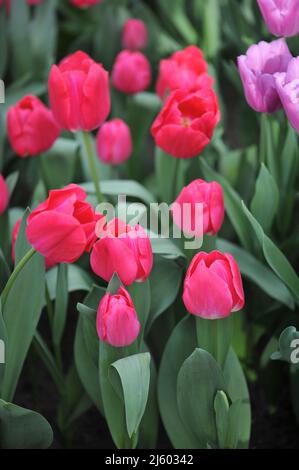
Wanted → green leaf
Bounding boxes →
[53,264,68,347]
[202,0,220,59]
[223,349,251,448]
[177,348,226,448]
[157,0,197,43]
[214,391,229,449]
[110,353,151,438]
[0,299,7,389]
[242,202,299,304]
[200,159,255,252]
[1,211,45,401]
[9,0,32,79]
[99,342,132,449]
[82,180,156,206]
[128,280,150,340]
[251,164,279,233]
[40,138,79,190]
[155,148,189,204]
[158,316,199,449]
[46,264,93,301]
[107,272,122,295]
[0,399,53,449]
[217,239,295,309]
[5,172,19,198]
[147,255,182,330]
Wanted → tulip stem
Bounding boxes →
[172,158,180,203]
[196,316,233,369]
[80,131,104,205]
[1,248,36,307]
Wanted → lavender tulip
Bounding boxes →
[257,0,299,38]
[276,57,299,131]
[237,39,292,113]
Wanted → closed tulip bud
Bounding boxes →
[156,45,213,100]
[172,179,224,237]
[97,287,140,347]
[257,0,299,38]
[96,118,132,165]
[7,95,60,158]
[112,50,151,94]
[276,57,299,132]
[237,39,292,114]
[70,0,102,7]
[0,174,9,215]
[48,50,110,132]
[122,19,148,51]
[26,184,103,264]
[91,218,153,286]
[183,251,245,319]
[151,88,220,159]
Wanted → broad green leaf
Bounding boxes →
[0,299,7,388]
[200,159,255,252]
[110,353,151,438]
[196,316,233,369]
[251,163,279,233]
[82,179,156,206]
[202,0,220,59]
[157,0,197,43]
[177,348,226,448]
[147,255,182,330]
[5,172,19,198]
[46,264,93,301]
[217,239,295,309]
[223,349,251,448]
[214,391,230,449]
[128,280,150,341]
[53,264,68,347]
[158,316,199,449]
[242,202,299,304]
[9,0,32,79]
[1,212,45,401]
[0,399,53,449]
[40,138,79,190]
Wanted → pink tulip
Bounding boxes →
[257,0,299,37]
[70,0,102,7]
[112,50,151,94]
[237,38,292,113]
[122,19,148,51]
[0,174,9,215]
[48,50,110,132]
[183,251,245,319]
[7,95,60,158]
[96,118,132,165]
[90,218,153,286]
[172,179,224,237]
[97,287,140,347]
[26,184,103,264]
[156,45,213,100]
[276,57,299,132]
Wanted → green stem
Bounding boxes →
[80,131,104,204]
[1,248,36,307]
[196,316,233,369]
[172,158,180,203]
[45,282,63,372]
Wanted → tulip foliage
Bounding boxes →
[0,0,299,450]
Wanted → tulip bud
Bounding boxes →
[96,119,132,165]
[172,179,224,237]
[257,0,299,38]
[48,50,110,132]
[26,184,103,264]
[70,0,102,7]
[276,57,299,132]
[0,174,9,215]
[237,39,292,114]
[97,287,140,347]
[122,19,148,51]
[183,251,245,319]
[112,50,151,94]
[151,88,220,159]
[91,218,153,286]
[7,95,60,158]
[156,45,213,100]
